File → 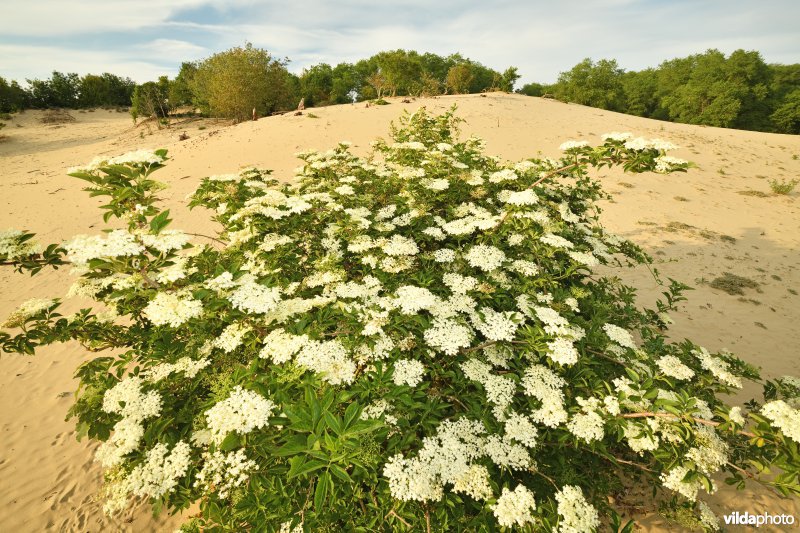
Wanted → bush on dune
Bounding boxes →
[1,109,798,532]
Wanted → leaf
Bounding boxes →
[324,411,343,436]
[329,463,352,483]
[220,432,241,452]
[149,209,172,234]
[288,459,327,479]
[314,471,330,510]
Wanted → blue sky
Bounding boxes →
[1,0,798,86]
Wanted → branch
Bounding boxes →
[185,232,228,246]
[386,509,411,528]
[621,412,762,440]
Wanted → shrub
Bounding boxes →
[191,44,295,122]
[1,110,798,532]
[768,178,799,195]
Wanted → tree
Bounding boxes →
[622,69,660,117]
[0,77,29,112]
[554,58,625,111]
[130,77,170,121]
[446,64,473,94]
[499,67,521,92]
[78,73,135,108]
[771,88,800,133]
[169,62,198,108]
[26,71,80,108]
[191,44,295,121]
[300,63,334,107]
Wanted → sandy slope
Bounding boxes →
[1,94,798,531]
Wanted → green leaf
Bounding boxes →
[329,464,352,483]
[324,411,343,436]
[149,209,172,234]
[314,471,330,510]
[288,459,327,479]
[220,432,241,452]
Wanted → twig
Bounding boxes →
[185,232,228,246]
[386,509,411,528]
[425,509,431,533]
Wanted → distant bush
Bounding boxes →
[130,77,171,122]
[191,44,295,122]
[769,178,799,195]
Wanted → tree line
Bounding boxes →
[519,49,800,134]
[1,46,797,133]
[0,45,519,123]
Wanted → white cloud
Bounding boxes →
[0,44,174,83]
[1,1,798,84]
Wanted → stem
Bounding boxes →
[386,509,411,528]
[425,509,431,533]
[621,412,763,440]
[185,232,228,246]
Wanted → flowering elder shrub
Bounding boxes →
[1,108,799,532]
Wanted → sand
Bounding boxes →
[1,94,798,531]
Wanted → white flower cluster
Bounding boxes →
[522,365,568,427]
[295,339,357,385]
[547,337,580,366]
[228,275,282,314]
[0,228,41,260]
[654,155,688,173]
[461,358,516,415]
[761,400,800,441]
[566,397,605,442]
[195,449,257,499]
[500,189,539,206]
[392,359,425,387]
[204,386,276,444]
[140,230,190,254]
[492,485,537,528]
[539,233,574,249]
[259,328,309,363]
[424,318,473,355]
[1,297,55,328]
[471,307,522,342]
[127,441,192,498]
[656,355,695,381]
[692,347,741,388]
[64,230,144,267]
[555,485,600,532]
[660,465,711,501]
[465,244,506,271]
[143,292,203,327]
[384,418,516,502]
[559,140,589,151]
[95,377,162,467]
[602,323,637,350]
[213,322,251,353]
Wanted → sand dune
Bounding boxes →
[1,93,798,531]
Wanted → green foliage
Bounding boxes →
[553,59,626,111]
[131,77,171,121]
[548,49,798,133]
[169,62,198,108]
[446,64,474,94]
[768,177,799,195]
[1,109,797,533]
[26,71,81,108]
[771,89,800,133]
[78,73,136,108]
[0,76,29,112]
[191,43,295,121]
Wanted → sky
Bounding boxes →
[1,0,798,86]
